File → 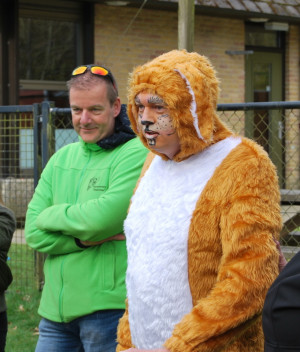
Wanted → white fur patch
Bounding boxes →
[174,69,204,141]
[125,136,241,349]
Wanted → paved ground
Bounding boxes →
[12,228,26,244]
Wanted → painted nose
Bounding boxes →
[141,120,154,126]
[140,107,155,125]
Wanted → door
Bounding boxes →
[245,52,283,186]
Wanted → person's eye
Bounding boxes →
[155,105,165,112]
[92,108,102,113]
[137,105,145,112]
[72,107,81,113]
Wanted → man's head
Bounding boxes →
[134,91,180,160]
[67,65,121,144]
[127,50,231,161]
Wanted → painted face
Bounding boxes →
[70,81,120,144]
[135,92,180,159]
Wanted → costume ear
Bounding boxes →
[174,62,218,142]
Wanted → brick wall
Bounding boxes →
[285,25,300,102]
[94,4,299,189]
[194,16,245,104]
[94,5,244,104]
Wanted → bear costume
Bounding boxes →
[117,50,282,352]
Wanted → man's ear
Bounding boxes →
[113,97,121,118]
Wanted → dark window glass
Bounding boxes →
[19,18,77,81]
[245,30,277,48]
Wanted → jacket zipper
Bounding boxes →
[58,149,91,321]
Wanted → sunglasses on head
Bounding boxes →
[71,65,118,94]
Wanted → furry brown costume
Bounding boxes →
[117,50,282,352]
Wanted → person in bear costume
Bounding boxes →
[117,50,282,352]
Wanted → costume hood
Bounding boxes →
[127,49,232,161]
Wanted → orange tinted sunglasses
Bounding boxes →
[72,65,117,93]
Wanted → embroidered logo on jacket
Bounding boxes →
[87,177,107,191]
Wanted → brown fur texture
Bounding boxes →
[163,138,282,352]
[127,50,232,162]
[117,50,282,352]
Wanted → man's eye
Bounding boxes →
[137,105,144,112]
[72,108,81,113]
[91,108,103,114]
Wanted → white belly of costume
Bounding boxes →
[124,136,241,349]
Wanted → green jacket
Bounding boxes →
[0,204,16,312]
[25,137,147,322]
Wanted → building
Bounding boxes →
[1,0,300,105]
[0,0,299,189]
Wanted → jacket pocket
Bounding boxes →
[99,242,115,291]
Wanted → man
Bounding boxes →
[263,250,300,351]
[25,64,148,352]
[116,50,282,352]
[0,202,16,352]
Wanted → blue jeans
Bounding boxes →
[35,309,124,352]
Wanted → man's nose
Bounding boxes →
[141,120,154,126]
[140,107,155,125]
[80,110,91,124]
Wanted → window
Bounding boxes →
[245,23,284,49]
[19,18,78,82]
[19,0,85,107]
[17,0,92,174]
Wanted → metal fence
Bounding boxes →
[0,101,299,292]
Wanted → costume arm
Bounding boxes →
[35,143,147,241]
[117,299,133,351]
[25,155,84,255]
[165,146,282,352]
[0,205,16,252]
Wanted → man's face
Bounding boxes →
[70,81,120,144]
[135,92,180,159]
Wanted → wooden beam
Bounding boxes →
[178,0,194,52]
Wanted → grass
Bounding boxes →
[6,289,41,352]
[4,231,297,351]
[5,243,41,352]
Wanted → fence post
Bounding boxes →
[33,103,41,189]
[41,101,55,168]
[34,101,55,291]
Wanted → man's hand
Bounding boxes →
[80,233,125,247]
[274,238,287,272]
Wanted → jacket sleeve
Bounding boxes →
[164,144,282,352]
[0,205,16,253]
[25,154,84,255]
[34,143,148,242]
[116,299,133,351]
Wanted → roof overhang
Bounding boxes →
[64,0,300,24]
